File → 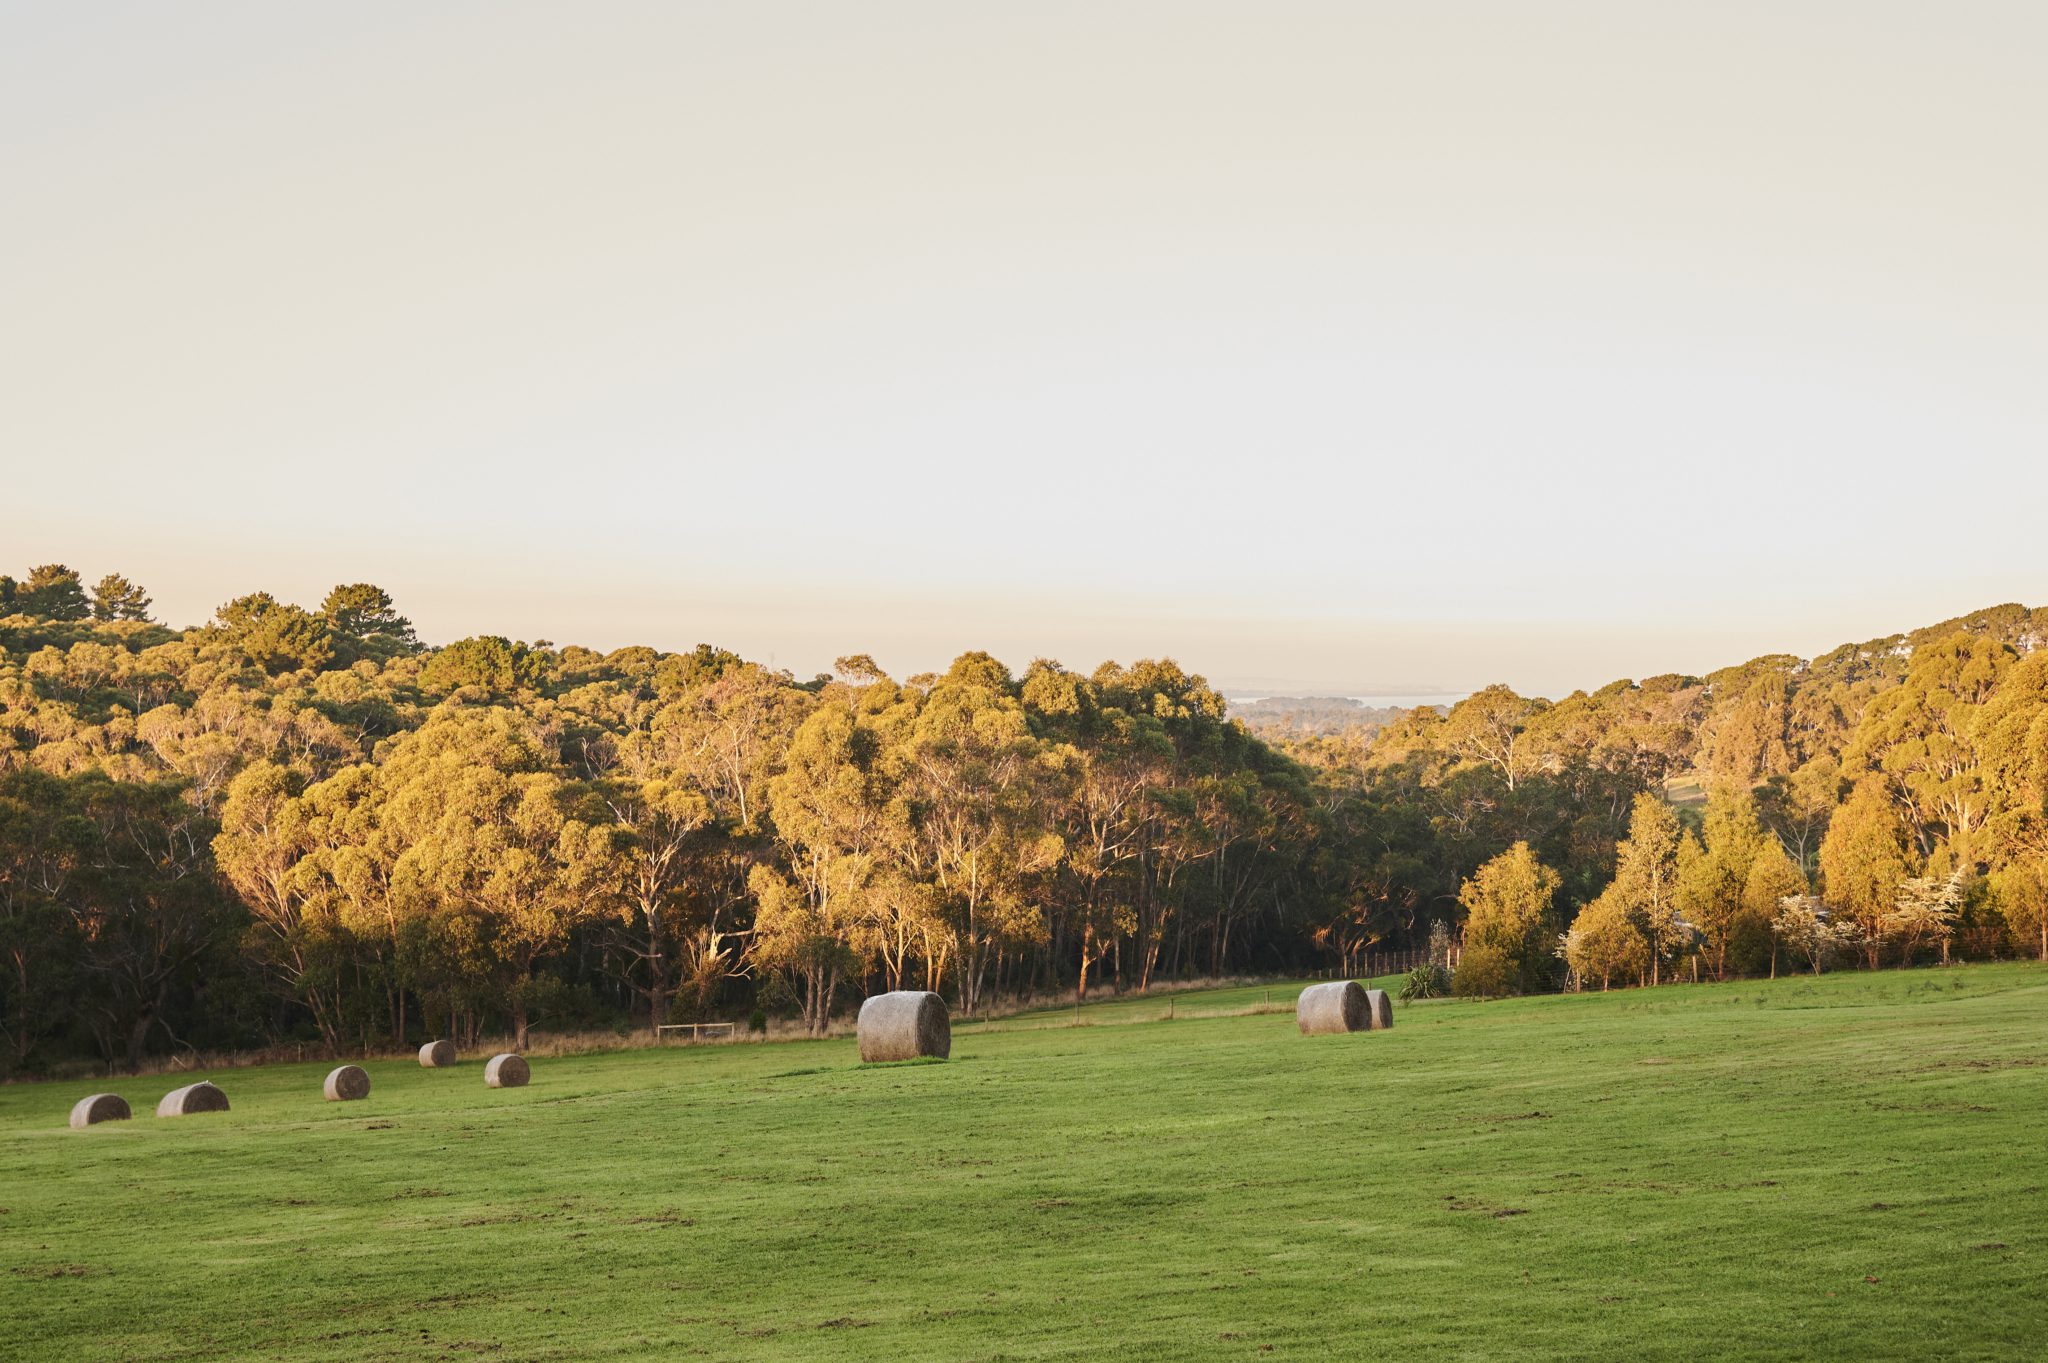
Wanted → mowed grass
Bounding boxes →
[978,976,1401,1028]
[4,966,2046,1362]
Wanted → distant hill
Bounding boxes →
[1228,695,1427,739]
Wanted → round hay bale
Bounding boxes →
[418,1040,457,1068]
[1365,988,1394,1031]
[1296,980,1369,1034]
[155,1081,229,1117]
[69,1093,131,1128]
[857,990,950,1063]
[484,1053,529,1088]
[323,1064,371,1102]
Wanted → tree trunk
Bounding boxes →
[124,1012,153,1073]
[803,965,836,1037]
[648,951,672,1037]
[1077,924,1095,1004]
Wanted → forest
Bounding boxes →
[3,560,2045,1076]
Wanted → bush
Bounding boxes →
[1399,964,1451,1001]
[1452,943,1518,998]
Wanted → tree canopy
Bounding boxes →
[3,564,2045,1073]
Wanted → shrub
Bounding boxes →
[1399,964,1451,1001]
[1452,943,1518,997]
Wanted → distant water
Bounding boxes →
[1228,692,1467,709]
[1347,693,1467,710]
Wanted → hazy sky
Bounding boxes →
[5,2,2044,696]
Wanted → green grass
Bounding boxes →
[976,975,1406,1028]
[4,965,2046,1362]
[1664,772,1709,807]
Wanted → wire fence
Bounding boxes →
[1308,949,1456,980]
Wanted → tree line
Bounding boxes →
[3,562,2044,1074]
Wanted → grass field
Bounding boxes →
[972,975,1400,1028]
[4,966,2045,1362]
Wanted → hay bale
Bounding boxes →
[418,1040,456,1068]
[323,1064,371,1102]
[1296,980,1370,1034]
[484,1053,529,1088]
[857,990,950,1063]
[68,1093,131,1128]
[1365,988,1394,1031]
[155,1081,229,1117]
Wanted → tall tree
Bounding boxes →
[754,692,900,1033]
[21,564,90,621]
[899,654,1061,1017]
[64,775,241,1070]
[1818,778,1914,968]
[1562,882,1648,989]
[1849,633,2011,865]
[377,712,607,1047]
[1742,841,1808,974]
[1440,685,1546,792]
[215,761,348,1050]
[421,635,544,695]
[1608,793,1685,985]
[1024,661,1161,1001]
[321,583,418,658]
[1457,841,1560,993]
[1675,787,1770,979]
[593,775,714,1032]
[0,770,90,1073]
[90,572,153,622]
[210,593,336,673]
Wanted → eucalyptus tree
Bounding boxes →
[215,760,348,1049]
[1848,632,2012,864]
[1818,778,1915,969]
[599,660,810,1025]
[1674,787,1771,980]
[752,683,905,1033]
[0,769,90,1073]
[1024,659,1160,1000]
[590,772,714,1032]
[1439,685,1547,793]
[378,710,613,1047]
[1609,792,1686,985]
[897,653,1063,1016]
[64,773,240,1070]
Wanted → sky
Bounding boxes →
[4,2,2045,698]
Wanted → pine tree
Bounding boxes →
[90,572,153,622]
[21,564,89,620]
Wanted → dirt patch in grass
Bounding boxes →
[12,1264,100,1280]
